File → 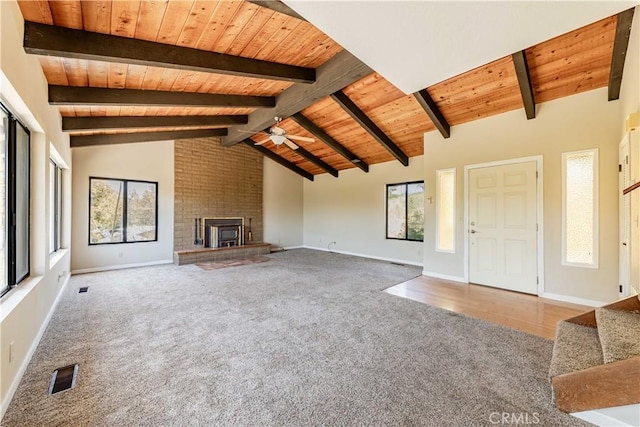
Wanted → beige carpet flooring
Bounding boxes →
[2,249,589,426]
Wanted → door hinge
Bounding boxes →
[620,285,623,293]
[626,155,629,165]
[536,171,538,179]
[536,224,538,232]
[619,164,623,172]
[537,276,539,285]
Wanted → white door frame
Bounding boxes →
[463,155,545,295]
[619,134,631,297]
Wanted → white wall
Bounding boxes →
[71,141,174,272]
[0,0,72,419]
[263,158,304,248]
[423,88,620,304]
[303,156,424,265]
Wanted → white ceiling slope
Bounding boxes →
[286,1,639,94]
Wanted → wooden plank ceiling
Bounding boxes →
[17,1,625,180]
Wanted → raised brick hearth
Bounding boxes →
[173,243,271,266]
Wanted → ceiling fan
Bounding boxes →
[251,117,314,150]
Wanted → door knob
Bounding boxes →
[470,229,478,234]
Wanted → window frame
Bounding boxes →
[385,180,425,242]
[88,176,159,246]
[561,148,599,268]
[2,102,31,297]
[436,168,456,253]
[49,159,62,254]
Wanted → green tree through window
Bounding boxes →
[89,178,157,244]
[386,181,424,241]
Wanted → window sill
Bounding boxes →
[49,248,69,268]
[0,275,44,323]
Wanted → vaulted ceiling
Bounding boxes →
[17,0,635,180]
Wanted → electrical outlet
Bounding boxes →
[118,252,123,258]
[9,341,14,363]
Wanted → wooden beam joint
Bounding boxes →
[330,91,408,166]
[222,50,373,146]
[608,8,635,101]
[290,113,369,173]
[413,89,450,139]
[512,50,536,120]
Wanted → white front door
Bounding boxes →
[469,161,538,294]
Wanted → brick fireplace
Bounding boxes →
[173,138,263,251]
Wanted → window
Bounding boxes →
[89,177,158,245]
[1,103,31,297]
[49,160,62,254]
[436,168,456,252]
[562,149,598,268]
[386,181,424,241]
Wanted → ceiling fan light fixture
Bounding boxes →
[270,134,287,145]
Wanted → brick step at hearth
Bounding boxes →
[173,243,271,265]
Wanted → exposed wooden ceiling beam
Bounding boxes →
[290,113,369,173]
[330,90,408,166]
[413,89,450,139]
[70,129,227,148]
[49,86,275,108]
[246,1,307,21]
[287,145,339,177]
[222,50,373,146]
[63,115,248,131]
[243,139,314,181]
[609,8,635,101]
[24,21,315,84]
[512,50,536,120]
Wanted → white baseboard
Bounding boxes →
[302,245,423,267]
[541,292,607,307]
[572,404,640,427]
[1,273,71,421]
[421,271,467,283]
[71,259,173,275]
[282,245,304,250]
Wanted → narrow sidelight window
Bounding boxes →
[49,159,63,254]
[436,168,456,253]
[562,149,598,268]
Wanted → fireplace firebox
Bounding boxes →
[202,217,244,248]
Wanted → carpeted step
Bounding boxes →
[595,307,640,364]
[549,320,603,379]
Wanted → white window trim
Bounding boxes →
[561,148,599,269]
[435,168,456,253]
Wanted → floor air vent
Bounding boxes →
[78,287,89,293]
[48,364,78,395]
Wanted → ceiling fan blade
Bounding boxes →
[287,134,314,143]
[254,137,271,145]
[283,138,299,150]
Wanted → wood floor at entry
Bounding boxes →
[385,276,589,340]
